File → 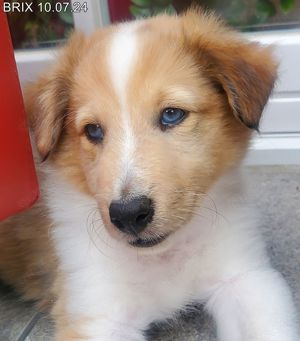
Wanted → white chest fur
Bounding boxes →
[41,168,298,341]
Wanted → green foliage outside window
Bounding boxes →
[7,0,74,49]
[130,0,298,29]
[130,0,176,17]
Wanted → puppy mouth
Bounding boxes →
[129,234,169,248]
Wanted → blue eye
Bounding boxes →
[160,108,187,128]
[84,124,104,143]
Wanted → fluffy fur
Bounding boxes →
[0,9,299,340]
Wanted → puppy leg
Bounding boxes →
[55,322,146,341]
[54,316,147,341]
[53,295,149,341]
[206,268,299,341]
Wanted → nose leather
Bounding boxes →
[109,196,154,235]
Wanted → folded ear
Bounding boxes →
[182,10,278,130]
[25,32,86,161]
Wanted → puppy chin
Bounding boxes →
[129,232,170,248]
[104,227,173,255]
[124,232,175,257]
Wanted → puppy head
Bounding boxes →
[26,10,277,248]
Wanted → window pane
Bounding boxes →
[6,0,74,50]
[107,0,300,31]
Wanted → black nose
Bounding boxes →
[109,196,154,235]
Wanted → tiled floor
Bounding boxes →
[1,166,300,340]
[0,282,52,341]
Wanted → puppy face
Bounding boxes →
[26,10,277,248]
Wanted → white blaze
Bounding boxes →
[108,23,140,196]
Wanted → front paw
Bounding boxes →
[55,327,147,341]
[79,334,146,341]
[99,330,146,341]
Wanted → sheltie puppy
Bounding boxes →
[0,9,298,341]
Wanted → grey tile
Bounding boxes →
[146,307,217,340]
[243,165,300,310]
[28,314,54,341]
[0,283,37,341]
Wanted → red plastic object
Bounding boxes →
[0,4,39,221]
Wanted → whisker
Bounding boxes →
[85,208,119,259]
[86,209,110,257]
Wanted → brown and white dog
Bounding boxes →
[0,9,299,341]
